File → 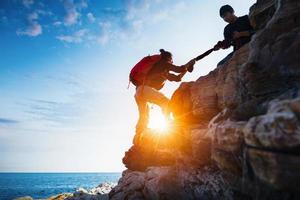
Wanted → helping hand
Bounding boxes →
[214,41,224,50]
[186,59,196,73]
[188,59,196,66]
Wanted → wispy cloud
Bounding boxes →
[53,21,62,26]
[56,28,88,43]
[63,0,79,26]
[24,99,78,125]
[16,11,42,37]
[57,1,170,45]
[22,0,34,8]
[63,0,88,26]
[97,22,112,45]
[11,0,183,44]
[36,9,53,17]
[27,12,38,21]
[0,118,19,124]
[87,12,95,23]
[16,21,42,37]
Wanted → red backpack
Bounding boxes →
[129,54,161,86]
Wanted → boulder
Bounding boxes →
[208,110,246,175]
[244,98,300,151]
[247,148,300,191]
[249,0,276,30]
[109,166,245,200]
[190,128,211,166]
[241,0,300,108]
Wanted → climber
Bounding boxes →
[129,49,195,143]
[214,4,255,66]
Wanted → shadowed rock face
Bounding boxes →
[110,0,300,199]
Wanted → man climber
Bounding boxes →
[214,5,255,66]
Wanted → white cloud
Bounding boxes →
[124,0,186,33]
[86,0,185,46]
[64,10,79,26]
[97,22,112,45]
[56,29,88,43]
[63,0,79,26]
[87,12,95,23]
[22,0,34,8]
[17,22,42,37]
[53,21,62,26]
[36,9,53,16]
[16,12,42,37]
[77,0,88,9]
[27,12,38,21]
[63,0,88,26]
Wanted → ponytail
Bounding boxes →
[159,49,172,60]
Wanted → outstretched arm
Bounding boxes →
[168,59,196,73]
[214,25,234,50]
[214,39,231,50]
[166,73,184,82]
[168,63,187,73]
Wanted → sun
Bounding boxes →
[147,105,169,132]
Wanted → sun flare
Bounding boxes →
[147,105,169,132]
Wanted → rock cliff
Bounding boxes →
[109,0,300,199]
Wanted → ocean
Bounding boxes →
[0,172,121,200]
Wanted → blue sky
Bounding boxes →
[0,0,255,172]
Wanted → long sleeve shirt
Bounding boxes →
[144,60,186,90]
[223,15,254,51]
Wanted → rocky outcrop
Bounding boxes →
[244,98,300,151]
[110,0,300,199]
[16,183,116,200]
[109,166,249,200]
[244,98,300,191]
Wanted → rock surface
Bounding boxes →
[15,183,116,200]
[110,0,300,199]
[244,98,300,151]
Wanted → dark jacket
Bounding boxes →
[223,15,254,51]
[144,60,186,90]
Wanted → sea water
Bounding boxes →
[0,172,121,200]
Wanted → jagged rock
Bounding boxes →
[215,45,249,110]
[241,0,300,110]
[123,144,176,171]
[171,44,250,125]
[143,167,185,200]
[123,128,189,171]
[207,110,246,175]
[109,169,148,200]
[109,166,247,200]
[190,70,219,123]
[169,82,195,125]
[249,0,276,30]
[48,193,73,200]
[14,197,34,200]
[114,0,300,199]
[247,148,300,191]
[62,183,116,200]
[209,110,246,153]
[244,98,300,151]
[190,128,211,166]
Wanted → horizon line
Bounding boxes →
[0,171,122,173]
